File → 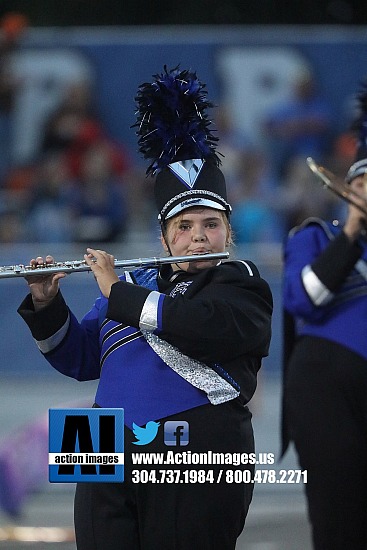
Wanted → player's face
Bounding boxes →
[161,207,230,272]
[350,172,367,200]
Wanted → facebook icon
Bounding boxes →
[164,421,189,446]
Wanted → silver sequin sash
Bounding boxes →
[142,330,239,405]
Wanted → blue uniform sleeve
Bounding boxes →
[18,292,106,381]
[283,223,362,321]
[44,299,103,381]
[283,225,325,320]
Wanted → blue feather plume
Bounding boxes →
[133,65,221,175]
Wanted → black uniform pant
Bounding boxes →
[285,337,367,550]
[74,401,255,550]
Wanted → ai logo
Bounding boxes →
[49,408,124,483]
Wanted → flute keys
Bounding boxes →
[0,265,22,273]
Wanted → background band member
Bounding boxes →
[282,83,367,550]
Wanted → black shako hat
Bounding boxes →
[133,65,231,223]
[154,158,230,221]
[346,80,367,183]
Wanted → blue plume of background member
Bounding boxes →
[133,65,221,176]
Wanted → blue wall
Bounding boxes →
[25,25,367,161]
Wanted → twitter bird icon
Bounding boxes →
[132,421,160,445]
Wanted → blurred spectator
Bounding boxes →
[0,76,133,244]
[0,209,24,243]
[66,141,128,243]
[262,67,332,182]
[24,151,74,243]
[41,82,93,156]
[0,12,28,186]
[41,81,131,181]
[230,149,284,243]
[325,130,357,179]
[9,47,94,166]
[275,155,337,233]
[214,104,252,204]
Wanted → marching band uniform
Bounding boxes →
[18,67,272,550]
[282,218,367,550]
[18,257,272,550]
[18,260,271,430]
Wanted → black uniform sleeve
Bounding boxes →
[311,231,363,291]
[158,262,272,363]
[107,281,151,326]
[17,291,69,341]
[107,261,272,364]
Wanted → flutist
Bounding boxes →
[17,67,272,550]
[282,82,367,550]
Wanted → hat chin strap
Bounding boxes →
[160,223,181,272]
[160,223,196,275]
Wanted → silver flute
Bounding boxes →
[0,252,230,279]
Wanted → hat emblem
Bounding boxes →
[168,159,204,189]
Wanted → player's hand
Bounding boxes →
[344,200,367,242]
[84,248,119,298]
[26,255,66,310]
